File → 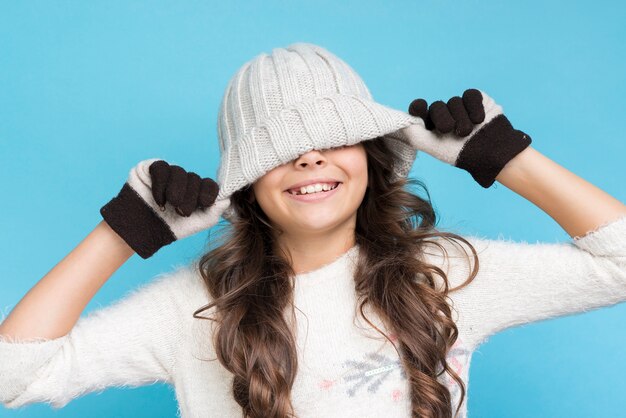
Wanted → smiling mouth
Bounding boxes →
[286,182,341,196]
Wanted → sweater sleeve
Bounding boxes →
[445,214,626,350]
[0,264,197,410]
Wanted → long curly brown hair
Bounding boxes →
[192,136,480,418]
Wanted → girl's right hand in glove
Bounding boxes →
[100,158,231,259]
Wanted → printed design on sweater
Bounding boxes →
[341,350,408,397]
[316,334,471,410]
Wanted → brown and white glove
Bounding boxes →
[397,88,532,188]
[100,158,230,259]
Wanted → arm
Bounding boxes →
[0,261,194,409]
[405,88,626,230]
[447,214,626,350]
[406,89,626,349]
[0,159,219,409]
[0,220,134,341]
[441,148,626,350]
[495,145,626,238]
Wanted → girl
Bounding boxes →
[1,42,625,418]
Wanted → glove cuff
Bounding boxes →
[456,114,532,188]
[100,182,177,259]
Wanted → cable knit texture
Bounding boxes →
[1,215,626,417]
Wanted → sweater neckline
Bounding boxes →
[293,243,360,280]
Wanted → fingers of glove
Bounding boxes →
[462,88,485,124]
[429,100,455,134]
[198,178,219,209]
[447,96,474,137]
[408,98,435,130]
[175,172,201,217]
[149,160,171,208]
[166,165,188,208]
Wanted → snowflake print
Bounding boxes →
[316,333,471,416]
[341,351,407,397]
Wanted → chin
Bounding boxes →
[303,214,351,228]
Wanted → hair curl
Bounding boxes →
[192,137,479,418]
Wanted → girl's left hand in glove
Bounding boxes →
[398,88,532,188]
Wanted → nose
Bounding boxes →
[293,149,327,169]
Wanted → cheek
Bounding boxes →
[252,184,284,216]
[349,145,367,164]
[347,152,368,180]
[253,170,281,196]
[253,186,272,207]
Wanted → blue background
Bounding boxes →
[1,1,625,417]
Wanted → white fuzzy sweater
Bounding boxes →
[2,215,626,418]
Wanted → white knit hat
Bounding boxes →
[213,42,425,222]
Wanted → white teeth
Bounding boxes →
[291,182,338,195]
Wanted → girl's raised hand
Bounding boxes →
[400,88,532,188]
[100,158,231,259]
[148,160,218,217]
